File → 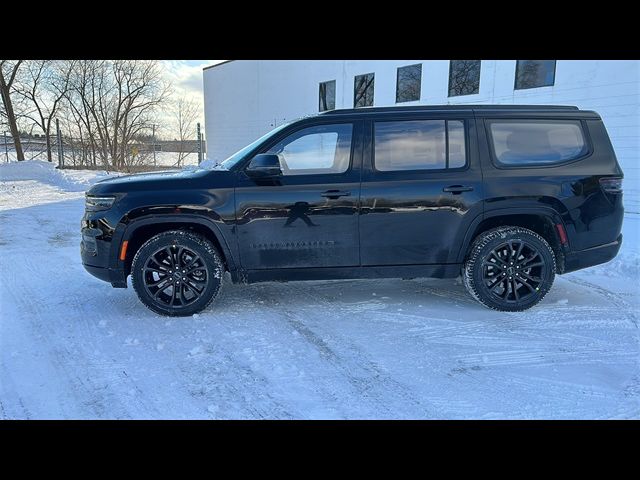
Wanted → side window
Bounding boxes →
[488,120,588,166]
[266,123,353,175]
[374,120,467,171]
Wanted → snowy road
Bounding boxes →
[1,162,639,419]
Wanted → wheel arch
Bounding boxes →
[457,207,568,273]
[117,214,237,276]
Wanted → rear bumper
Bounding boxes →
[562,234,622,274]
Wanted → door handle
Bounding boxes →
[443,185,474,194]
[321,190,351,199]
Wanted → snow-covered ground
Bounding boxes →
[0,161,638,419]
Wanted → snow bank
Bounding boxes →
[589,251,640,279]
[0,160,114,192]
[579,214,639,279]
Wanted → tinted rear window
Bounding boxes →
[488,120,588,166]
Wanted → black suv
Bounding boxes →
[81,105,624,316]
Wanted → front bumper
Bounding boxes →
[81,261,128,288]
[563,234,623,274]
[81,226,127,288]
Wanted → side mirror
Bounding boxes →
[246,154,282,177]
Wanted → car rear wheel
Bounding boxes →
[463,226,556,312]
[131,230,224,316]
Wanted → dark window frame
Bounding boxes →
[395,64,422,103]
[372,119,469,174]
[318,80,336,112]
[514,60,557,90]
[485,118,593,170]
[253,120,359,177]
[354,73,375,108]
[448,60,481,97]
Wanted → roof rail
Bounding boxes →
[322,104,580,115]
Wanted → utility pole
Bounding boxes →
[197,122,202,164]
[152,124,157,166]
[3,131,8,162]
[56,119,64,168]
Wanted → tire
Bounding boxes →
[463,226,556,312]
[131,230,224,316]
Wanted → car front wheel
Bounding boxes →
[463,226,556,312]
[131,230,224,316]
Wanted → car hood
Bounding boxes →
[87,167,234,195]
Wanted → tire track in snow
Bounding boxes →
[256,282,450,419]
[562,276,638,328]
[174,342,295,419]
[5,266,135,419]
[276,282,546,418]
[0,205,160,418]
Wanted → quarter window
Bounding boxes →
[354,73,375,108]
[374,120,467,171]
[448,60,481,97]
[266,123,353,175]
[396,64,422,103]
[319,80,336,112]
[515,60,556,89]
[488,120,587,166]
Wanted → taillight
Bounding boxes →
[599,177,623,194]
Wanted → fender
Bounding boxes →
[110,213,238,273]
[454,206,569,264]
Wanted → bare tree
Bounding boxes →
[0,60,25,161]
[60,60,169,171]
[7,60,170,171]
[89,60,170,169]
[172,96,199,167]
[65,60,105,167]
[14,60,74,162]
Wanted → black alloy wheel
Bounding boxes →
[131,230,224,316]
[463,226,556,311]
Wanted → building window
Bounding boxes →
[354,73,374,108]
[487,120,587,166]
[448,60,481,97]
[514,60,556,90]
[396,64,422,103]
[319,80,336,112]
[266,123,353,175]
[374,120,467,171]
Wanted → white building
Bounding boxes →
[203,60,639,209]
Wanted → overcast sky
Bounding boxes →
[160,60,224,139]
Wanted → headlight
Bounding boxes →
[85,195,116,211]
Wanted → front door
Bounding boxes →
[235,121,362,270]
[359,115,483,266]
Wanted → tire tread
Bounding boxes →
[131,230,224,316]
[462,226,556,312]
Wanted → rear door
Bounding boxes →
[359,112,483,266]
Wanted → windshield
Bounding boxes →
[218,122,292,170]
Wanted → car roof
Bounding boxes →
[315,104,600,120]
